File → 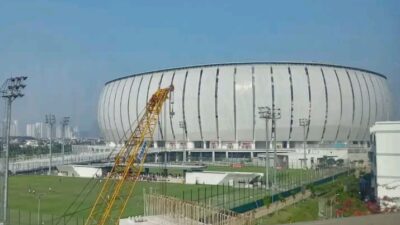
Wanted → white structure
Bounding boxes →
[99,62,393,145]
[57,165,102,178]
[370,121,400,210]
[185,171,263,185]
[98,62,393,164]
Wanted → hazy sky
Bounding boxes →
[0,0,399,137]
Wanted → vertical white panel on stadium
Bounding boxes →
[184,68,202,141]
[170,69,186,142]
[120,77,134,141]
[355,72,371,140]
[98,85,108,140]
[103,83,113,142]
[199,67,217,141]
[254,65,272,141]
[365,74,377,133]
[290,65,310,141]
[217,66,235,141]
[377,77,389,121]
[348,71,363,141]
[107,81,118,143]
[273,65,291,141]
[114,79,127,143]
[147,72,163,141]
[112,80,124,143]
[128,77,140,131]
[336,69,355,141]
[381,78,392,120]
[357,72,370,140]
[323,67,341,141]
[159,71,174,141]
[137,75,152,131]
[235,65,253,141]
[372,75,384,122]
[307,66,326,141]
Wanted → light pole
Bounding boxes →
[30,189,49,225]
[258,106,271,189]
[271,108,281,189]
[179,121,186,163]
[45,114,56,175]
[61,117,70,165]
[35,192,46,225]
[299,118,310,169]
[1,76,27,225]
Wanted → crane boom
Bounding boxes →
[85,86,173,225]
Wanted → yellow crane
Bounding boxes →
[85,85,174,225]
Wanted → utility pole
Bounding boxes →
[258,106,271,189]
[1,76,27,225]
[61,117,70,165]
[299,118,310,169]
[45,114,56,175]
[179,121,186,163]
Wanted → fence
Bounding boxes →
[8,209,85,225]
[144,192,254,225]
[8,152,110,174]
[177,166,350,211]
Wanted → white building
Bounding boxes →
[370,121,400,211]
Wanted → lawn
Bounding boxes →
[8,175,205,224]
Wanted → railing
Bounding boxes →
[8,209,85,225]
[8,152,112,174]
[177,166,351,212]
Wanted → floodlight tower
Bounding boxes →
[271,108,281,187]
[258,106,271,189]
[1,76,27,225]
[61,117,70,165]
[299,118,310,169]
[45,114,56,175]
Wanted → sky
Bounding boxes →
[0,0,399,137]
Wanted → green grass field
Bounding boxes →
[7,166,343,224]
[8,175,205,223]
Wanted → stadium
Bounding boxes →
[97,62,393,167]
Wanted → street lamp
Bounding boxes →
[299,118,310,169]
[45,114,56,175]
[61,117,70,165]
[1,76,27,225]
[258,106,271,189]
[179,121,187,163]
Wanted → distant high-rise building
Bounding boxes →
[26,124,35,137]
[10,120,18,137]
[26,122,51,139]
[56,125,62,139]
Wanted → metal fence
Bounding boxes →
[8,209,85,225]
[8,152,110,174]
[178,166,350,211]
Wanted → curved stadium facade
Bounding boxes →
[98,62,393,162]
